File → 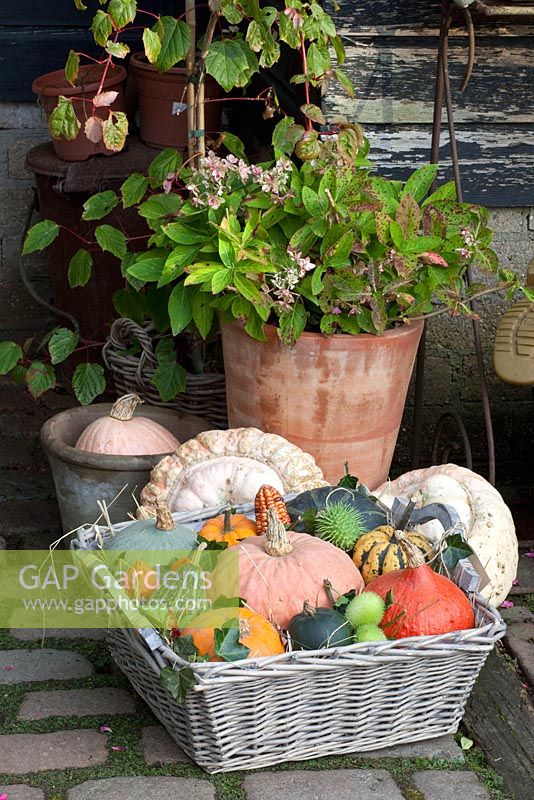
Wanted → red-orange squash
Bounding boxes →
[198,510,257,547]
[182,606,284,661]
[228,509,364,628]
[365,556,475,639]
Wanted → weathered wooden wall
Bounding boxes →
[324,0,534,205]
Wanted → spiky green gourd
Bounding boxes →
[354,624,387,643]
[345,592,386,628]
[315,499,365,550]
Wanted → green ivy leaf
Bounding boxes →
[82,190,118,221]
[121,173,148,208]
[164,222,208,246]
[91,10,112,46]
[48,96,80,141]
[331,34,346,65]
[219,132,247,162]
[113,287,145,324]
[334,68,355,98]
[300,103,326,125]
[422,180,457,207]
[0,341,23,374]
[72,362,106,405]
[142,27,161,64]
[68,248,93,288]
[401,164,439,203]
[168,282,194,334]
[105,41,130,58]
[22,220,60,255]
[102,111,128,151]
[25,361,56,397]
[138,193,181,220]
[148,148,182,185]
[306,43,330,76]
[95,224,127,259]
[278,301,307,347]
[127,255,165,282]
[154,16,189,72]
[205,39,258,92]
[272,117,305,156]
[108,0,137,29]
[160,665,196,703]
[214,624,250,662]
[460,736,474,751]
[65,49,80,86]
[152,359,186,401]
[48,328,79,365]
[192,288,215,339]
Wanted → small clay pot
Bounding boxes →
[130,52,223,149]
[33,64,127,162]
[221,319,424,489]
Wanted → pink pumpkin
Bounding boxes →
[229,509,364,628]
[75,394,179,456]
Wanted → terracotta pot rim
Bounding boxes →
[33,64,127,98]
[130,52,221,84]
[225,317,424,343]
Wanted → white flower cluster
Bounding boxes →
[185,151,293,209]
[268,246,316,310]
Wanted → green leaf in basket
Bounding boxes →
[214,623,250,662]
[437,534,475,575]
[160,665,197,703]
[171,633,199,660]
[211,595,247,609]
[196,535,229,551]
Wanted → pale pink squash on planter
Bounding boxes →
[75,394,180,456]
[228,509,364,629]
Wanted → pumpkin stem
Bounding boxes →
[155,500,175,531]
[303,600,316,616]
[223,509,233,535]
[395,529,426,567]
[110,393,144,421]
[323,579,336,608]
[265,508,293,556]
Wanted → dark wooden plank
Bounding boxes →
[360,124,533,206]
[463,647,534,800]
[0,0,177,27]
[332,0,534,37]
[326,37,534,124]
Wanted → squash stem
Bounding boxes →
[223,508,233,535]
[323,579,337,608]
[109,393,143,421]
[265,509,293,556]
[155,501,175,531]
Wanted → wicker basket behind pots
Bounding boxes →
[102,318,227,428]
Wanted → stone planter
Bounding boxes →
[221,320,423,488]
[41,403,208,533]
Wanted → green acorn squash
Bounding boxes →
[287,601,353,650]
[287,486,388,535]
[105,501,197,551]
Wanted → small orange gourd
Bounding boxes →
[255,484,291,534]
[182,606,284,661]
[199,509,257,547]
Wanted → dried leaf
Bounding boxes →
[93,90,118,108]
[84,116,103,143]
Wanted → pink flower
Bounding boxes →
[284,7,304,29]
[0,793,9,800]
[331,307,342,315]
[525,551,534,558]
[512,578,520,586]
[2,665,14,671]
[111,745,128,751]
[207,194,224,209]
[99,725,112,733]
[500,600,514,608]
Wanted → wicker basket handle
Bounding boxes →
[102,318,158,387]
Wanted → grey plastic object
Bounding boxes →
[390,497,465,537]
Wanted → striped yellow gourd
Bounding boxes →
[352,525,433,585]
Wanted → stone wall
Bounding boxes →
[0,101,51,339]
[1,100,533,495]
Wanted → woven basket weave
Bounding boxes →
[102,318,227,428]
[73,504,505,773]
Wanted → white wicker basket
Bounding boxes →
[72,503,505,773]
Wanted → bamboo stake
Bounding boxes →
[185,0,197,162]
[196,11,220,159]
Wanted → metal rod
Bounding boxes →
[410,0,451,470]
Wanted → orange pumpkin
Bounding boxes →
[182,606,284,661]
[199,509,257,547]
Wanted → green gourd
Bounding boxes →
[287,601,353,650]
[105,501,197,551]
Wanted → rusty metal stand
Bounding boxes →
[410,0,532,484]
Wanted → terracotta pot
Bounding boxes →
[33,64,127,162]
[131,53,223,149]
[221,319,424,488]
